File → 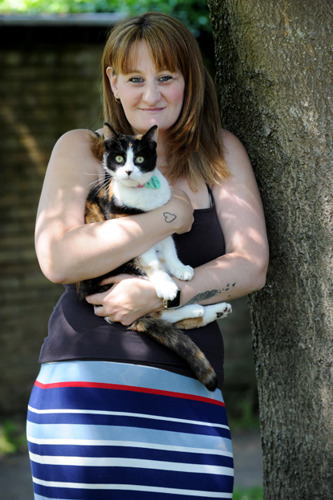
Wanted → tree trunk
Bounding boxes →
[207,1,333,498]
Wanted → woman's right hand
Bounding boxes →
[166,189,194,234]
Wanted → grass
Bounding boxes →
[233,486,263,499]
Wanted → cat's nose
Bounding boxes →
[125,170,132,176]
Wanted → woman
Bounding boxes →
[28,12,268,499]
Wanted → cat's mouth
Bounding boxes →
[117,175,154,188]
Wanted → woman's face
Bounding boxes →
[107,40,185,135]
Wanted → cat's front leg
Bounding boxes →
[137,248,179,300]
[157,236,194,281]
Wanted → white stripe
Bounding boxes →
[28,405,229,430]
[27,436,233,458]
[29,451,233,476]
[32,476,233,498]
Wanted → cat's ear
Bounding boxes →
[143,125,158,143]
[104,122,118,140]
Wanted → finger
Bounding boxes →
[85,292,105,305]
[93,305,105,317]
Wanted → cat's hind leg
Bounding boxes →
[159,304,205,323]
[174,303,232,329]
[158,302,232,329]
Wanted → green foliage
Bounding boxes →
[0,0,211,35]
[120,0,211,35]
[0,419,27,456]
[233,487,263,500]
[229,400,260,430]
[0,0,118,14]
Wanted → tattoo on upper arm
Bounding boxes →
[163,212,177,223]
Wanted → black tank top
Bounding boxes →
[39,198,227,387]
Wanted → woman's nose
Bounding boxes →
[143,81,160,104]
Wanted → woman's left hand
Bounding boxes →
[85,274,163,326]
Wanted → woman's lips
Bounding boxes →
[140,107,165,112]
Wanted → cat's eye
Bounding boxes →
[115,155,124,163]
[136,156,144,164]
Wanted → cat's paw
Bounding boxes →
[170,264,194,281]
[215,302,232,319]
[201,303,232,325]
[154,279,179,301]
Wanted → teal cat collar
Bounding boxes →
[137,176,161,189]
[163,289,181,309]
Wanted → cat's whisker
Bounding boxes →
[86,176,110,192]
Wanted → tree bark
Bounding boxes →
[207,1,333,498]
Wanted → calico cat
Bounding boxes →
[77,123,232,391]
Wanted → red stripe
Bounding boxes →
[34,380,225,407]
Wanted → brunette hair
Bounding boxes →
[97,11,228,188]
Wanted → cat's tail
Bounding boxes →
[130,317,218,391]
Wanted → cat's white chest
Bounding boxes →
[113,169,171,211]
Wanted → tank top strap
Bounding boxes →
[206,184,214,207]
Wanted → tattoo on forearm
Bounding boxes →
[163,212,177,223]
[185,282,236,305]
[185,289,222,305]
[224,282,236,299]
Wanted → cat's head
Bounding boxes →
[103,124,158,187]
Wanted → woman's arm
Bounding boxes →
[177,130,269,305]
[88,130,269,324]
[35,129,194,284]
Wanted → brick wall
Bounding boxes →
[0,16,116,414]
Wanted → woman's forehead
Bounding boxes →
[116,40,178,74]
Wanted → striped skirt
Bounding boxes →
[27,361,234,499]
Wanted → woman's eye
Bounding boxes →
[115,155,124,163]
[129,77,143,83]
[159,75,173,83]
[136,156,144,164]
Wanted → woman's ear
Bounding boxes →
[106,67,118,95]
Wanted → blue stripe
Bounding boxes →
[28,442,234,468]
[28,386,228,426]
[31,462,233,492]
[27,410,230,439]
[34,484,233,500]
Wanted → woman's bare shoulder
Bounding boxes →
[53,128,97,151]
[213,128,261,205]
[49,128,101,173]
[218,129,256,185]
